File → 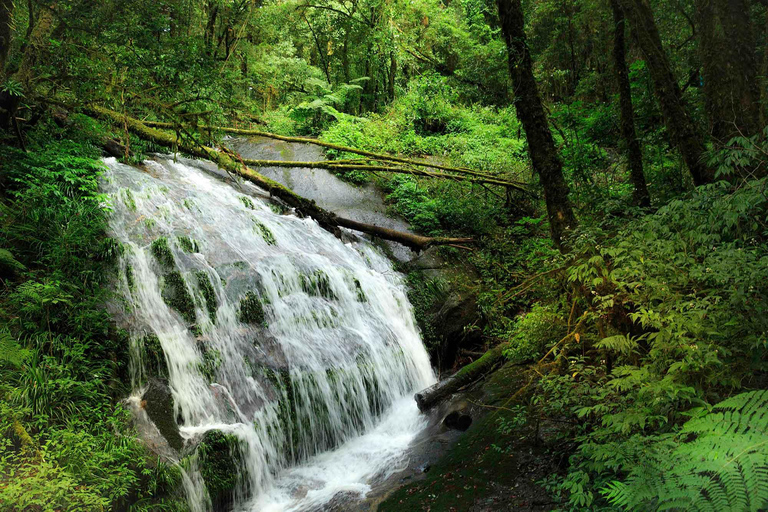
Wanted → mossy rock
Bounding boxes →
[238,291,265,325]
[0,248,26,279]
[195,271,217,324]
[352,278,366,302]
[125,263,135,290]
[142,332,168,379]
[161,271,196,324]
[197,430,244,511]
[300,270,337,300]
[151,237,175,269]
[143,378,183,452]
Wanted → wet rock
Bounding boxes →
[443,411,473,431]
[142,378,183,451]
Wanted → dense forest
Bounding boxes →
[1,0,768,510]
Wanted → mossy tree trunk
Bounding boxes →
[497,0,578,251]
[610,0,651,207]
[616,0,712,186]
[697,0,761,144]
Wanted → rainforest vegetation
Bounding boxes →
[1,0,768,510]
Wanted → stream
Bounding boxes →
[102,141,437,511]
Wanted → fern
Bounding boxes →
[603,390,768,511]
[0,329,30,368]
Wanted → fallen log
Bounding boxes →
[239,157,527,189]
[415,343,508,412]
[140,119,529,189]
[88,106,474,251]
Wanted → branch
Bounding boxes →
[86,106,476,251]
[138,120,530,191]
[240,157,530,188]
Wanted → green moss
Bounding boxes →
[183,198,195,210]
[254,220,277,245]
[121,188,137,211]
[161,271,196,324]
[176,236,199,253]
[197,430,243,510]
[300,270,337,300]
[151,237,175,269]
[268,202,288,215]
[125,263,135,290]
[239,196,256,209]
[352,278,366,302]
[142,332,168,378]
[238,291,266,325]
[144,218,157,229]
[195,270,217,324]
[198,348,222,383]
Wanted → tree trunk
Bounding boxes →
[610,0,651,207]
[697,0,761,144]
[414,343,508,411]
[0,0,12,75]
[497,0,577,251]
[616,0,712,186]
[388,52,397,102]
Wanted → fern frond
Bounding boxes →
[604,391,768,511]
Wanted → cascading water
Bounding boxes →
[102,155,436,511]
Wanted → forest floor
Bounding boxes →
[368,363,562,512]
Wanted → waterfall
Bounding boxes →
[102,155,436,511]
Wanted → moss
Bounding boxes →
[239,196,255,209]
[268,202,288,215]
[121,188,137,211]
[300,270,337,300]
[142,332,168,378]
[144,218,157,229]
[197,430,243,510]
[183,198,195,210]
[195,270,217,324]
[161,271,196,324]
[254,220,277,245]
[198,348,222,383]
[125,263,135,290]
[177,236,199,253]
[352,278,366,302]
[238,291,265,325]
[151,237,175,269]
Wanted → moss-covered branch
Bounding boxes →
[87,106,475,251]
[414,343,509,411]
[139,119,529,189]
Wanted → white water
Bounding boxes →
[102,156,436,511]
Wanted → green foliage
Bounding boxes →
[0,131,176,510]
[604,390,768,511]
[502,304,562,363]
[196,430,243,509]
[405,272,448,353]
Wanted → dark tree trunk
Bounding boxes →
[610,0,651,207]
[388,52,396,102]
[0,0,12,75]
[616,0,712,186]
[497,0,577,250]
[697,0,761,143]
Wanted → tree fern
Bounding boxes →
[603,390,768,511]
